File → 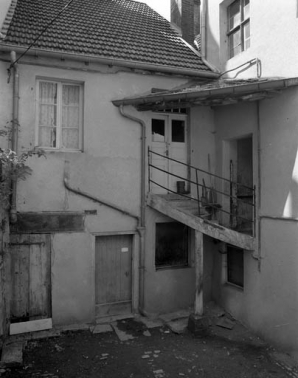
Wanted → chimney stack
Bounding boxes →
[171,0,200,46]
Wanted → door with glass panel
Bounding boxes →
[150,114,188,194]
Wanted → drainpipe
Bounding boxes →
[10,51,19,224]
[119,105,146,313]
[201,0,207,59]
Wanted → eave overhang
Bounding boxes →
[0,43,220,79]
[112,77,298,111]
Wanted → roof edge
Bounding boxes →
[179,37,221,74]
[0,44,220,79]
[112,77,298,107]
[0,0,18,39]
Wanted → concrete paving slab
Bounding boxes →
[167,318,188,334]
[159,309,191,323]
[111,323,134,341]
[135,316,163,329]
[1,341,23,367]
[91,324,113,334]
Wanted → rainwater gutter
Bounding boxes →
[10,51,19,224]
[0,44,220,79]
[118,105,146,314]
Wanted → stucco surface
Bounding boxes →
[51,232,95,326]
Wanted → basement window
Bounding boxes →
[227,245,244,287]
[155,222,189,269]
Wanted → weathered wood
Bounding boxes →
[10,234,51,324]
[10,318,52,335]
[194,231,204,316]
[95,235,132,318]
[11,212,84,233]
[148,194,255,250]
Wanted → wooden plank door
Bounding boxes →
[10,234,51,322]
[95,235,132,318]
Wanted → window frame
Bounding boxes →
[227,245,244,288]
[227,0,250,58]
[35,79,84,151]
[155,221,190,270]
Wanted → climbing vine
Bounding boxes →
[0,121,45,208]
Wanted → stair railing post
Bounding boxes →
[196,168,200,216]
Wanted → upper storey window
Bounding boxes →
[228,0,250,58]
[36,80,83,151]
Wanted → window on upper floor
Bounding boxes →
[36,80,83,151]
[228,0,250,58]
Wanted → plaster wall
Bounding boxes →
[143,208,215,315]
[212,91,298,356]
[51,232,95,326]
[0,55,188,326]
[205,0,298,77]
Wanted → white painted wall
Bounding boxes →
[205,0,298,78]
[210,91,298,357]
[0,53,190,326]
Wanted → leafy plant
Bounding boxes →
[0,122,45,208]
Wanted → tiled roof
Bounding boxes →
[1,0,212,73]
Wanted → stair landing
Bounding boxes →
[148,194,255,250]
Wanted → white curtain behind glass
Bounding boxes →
[38,82,57,147]
[38,82,80,149]
[62,85,80,149]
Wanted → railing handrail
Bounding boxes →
[150,179,254,224]
[148,148,256,232]
[149,163,255,207]
[148,148,254,191]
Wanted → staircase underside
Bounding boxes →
[148,194,255,250]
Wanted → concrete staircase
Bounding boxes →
[148,193,255,250]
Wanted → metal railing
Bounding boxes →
[148,148,256,235]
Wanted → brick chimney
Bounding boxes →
[171,0,200,46]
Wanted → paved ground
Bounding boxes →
[1,307,298,378]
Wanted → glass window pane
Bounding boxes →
[62,85,80,105]
[229,0,240,30]
[155,222,188,268]
[243,21,250,51]
[229,29,241,57]
[39,82,57,104]
[39,126,57,148]
[152,119,165,142]
[62,129,79,149]
[172,120,185,143]
[243,0,250,20]
[227,246,244,287]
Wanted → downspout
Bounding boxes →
[10,51,19,224]
[201,0,207,59]
[256,101,261,271]
[119,105,146,313]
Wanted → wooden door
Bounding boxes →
[150,115,188,194]
[10,234,51,322]
[169,117,188,192]
[95,235,132,318]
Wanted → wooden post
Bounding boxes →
[194,231,204,316]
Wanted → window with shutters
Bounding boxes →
[36,80,83,151]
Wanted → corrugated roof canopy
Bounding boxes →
[113,77,298,110]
